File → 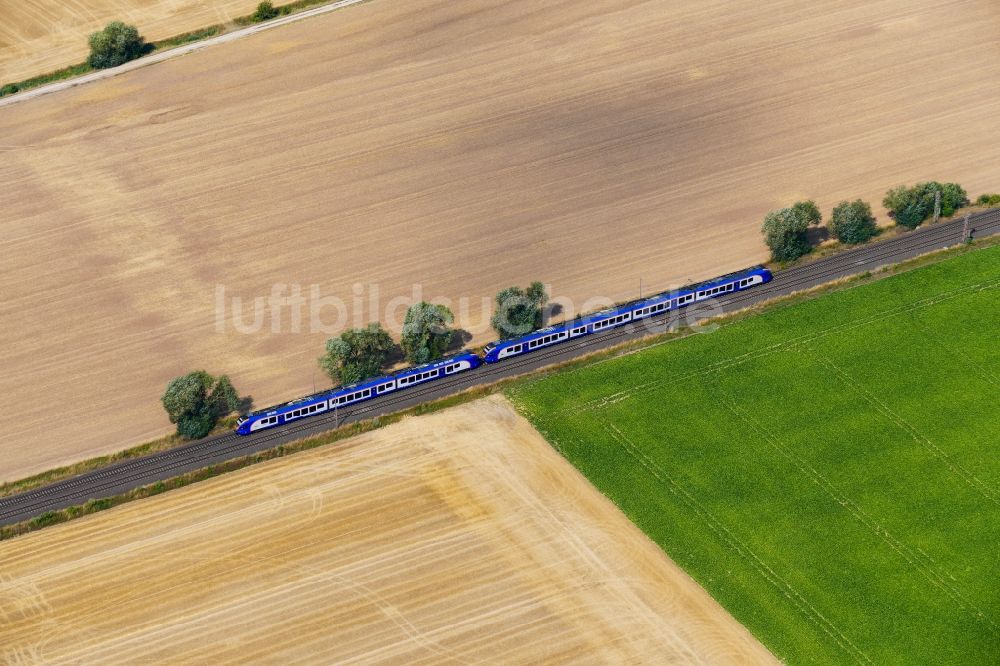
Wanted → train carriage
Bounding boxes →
[236,352,481,435]
[237,265,771,435]
[481,266,771,363]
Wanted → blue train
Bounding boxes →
[236,352,482,435]
[236,266,772,435]
[482,265,772,362]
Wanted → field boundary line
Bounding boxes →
[0,0,372,109]
[713,378,999,633]
[605,424,873,665]
[564,278,1000,417]
[485,426,709,664]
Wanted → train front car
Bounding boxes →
[235,351,484,435]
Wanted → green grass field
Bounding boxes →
[509,245,1000,665]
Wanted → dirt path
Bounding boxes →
[1,0,998,480]
[0,0,302,84]
[0,396,777,663]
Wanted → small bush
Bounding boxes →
[88,21,145,69]
[30,511,61,528]
[829,199,877,245]
[253,1,281,21]
[84,498,113,512]
[0,83,19,96]
[975,193,1000,207]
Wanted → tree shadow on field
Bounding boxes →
[237,395,254,415]
[384,344,406,367]
[447,328,474,352]
[807,226,830,245]
[542,302,564,326]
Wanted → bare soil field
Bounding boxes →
[1,0,999,480]
[0,397,775,664]
[0,0,289,84]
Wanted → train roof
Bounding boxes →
[484,266,768,350]
[245,350,479,418]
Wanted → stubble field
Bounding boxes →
[510,245,1000,664]
[1,0,1000,479]
[0,396,775,664]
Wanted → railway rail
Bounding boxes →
[1,208,997,526]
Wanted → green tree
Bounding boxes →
[88,21,145,69]
[401,302,454,364]
[162,371,240,439]
[761,207,812,262]
[491,282,548,339]
[791,200,822,226]
[883,182,967,229]
[935,182,967,217]
[0,83,19,97]
[976,193,1000,207]
[319,323,394,385]
[252,2,281,22]
[829,199,877,245]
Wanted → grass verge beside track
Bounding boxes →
[508,244,1000,664]
[2,237,996,541]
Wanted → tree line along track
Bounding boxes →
[1,209,997,526]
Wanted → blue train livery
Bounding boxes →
[236,351,482,435]
[236,265,771,435]
[480,266,771,363]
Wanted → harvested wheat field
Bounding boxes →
[0,0,293,84]
[2,0,1000,480]
[0,397,776,664]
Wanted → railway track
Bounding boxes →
[2,208,997,526]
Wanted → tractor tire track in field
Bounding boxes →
[712,376,1000,634]
[813,355,999,508]
[561,276,1000,418]
[604,424,874,666]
